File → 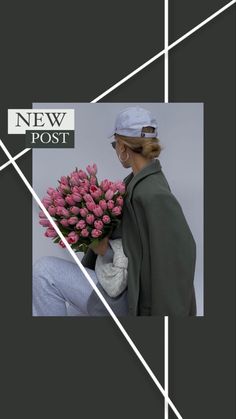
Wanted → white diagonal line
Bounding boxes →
[164,1,169,418]
[91,0,236,102]
[0,138,183,419]
[0,147,31,171]
[0,0,234,172]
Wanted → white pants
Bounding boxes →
[32,255,129,317]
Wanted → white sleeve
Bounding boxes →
[95,239,128,298]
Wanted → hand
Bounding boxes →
[89,236,110,256]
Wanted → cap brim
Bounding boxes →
[107,130,115,139]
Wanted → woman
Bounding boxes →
[83,106,197,316]
[33,106,197,316]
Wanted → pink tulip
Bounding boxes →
[80,178,90,188]
[91,229,102,238]
[80,207,89,218]
[102,215,111,224]
[61,207,70,217]
[70,206,80,215]
[60,219,69,227]
[67,231,79,244]
[71,186,80,194]
[54,194,64,201]
[60,176,69,185]
[93,205,104,217]
[86,163,97,176]
[65,195,76,206]
[92,191,103,201]
[86,214,95,225]
[68,216,79,225]
[39,210,46,218]
[59,184,71,194]
[70,173,80,186]
[45,228,57,238]
[94,220,103,230]
[116,196,124,206]
[47,187,56,196]
[56,207,70,217]
[39,219,51,227]
[86,201,96,212]
[78,170,88,179]
[109,182,118,192]
[76,220,86,230]
[59,240,66,248]
[77,187,86,195]
[42,197,52,208]
[112,181,121,191]
[54,197,66,207]
[99,200,107,210]
[83,193,94,202]
[90,185,103,200]
[48,205,56,216]
[107,200,115,210]
[55,207,63,216]
[116,181,126,194]
[81,228,89,237]
[105,189,114,200]
[112,206,122,216]
[89,176,97,185]
[100,179,110,192]
[72,193,82,202]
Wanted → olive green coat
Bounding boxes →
[81,158,197,316]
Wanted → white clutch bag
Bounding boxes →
[95,238,128,298]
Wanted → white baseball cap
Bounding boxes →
[108,106,158,139]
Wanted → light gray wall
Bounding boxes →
[33,102,204,315]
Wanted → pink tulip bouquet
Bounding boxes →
[38,163,126,253]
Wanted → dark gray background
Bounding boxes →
[0,1,235,418]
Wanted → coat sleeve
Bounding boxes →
[132,191,196,316]
[81,248,97,270]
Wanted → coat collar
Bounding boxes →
[123,158,162,201]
